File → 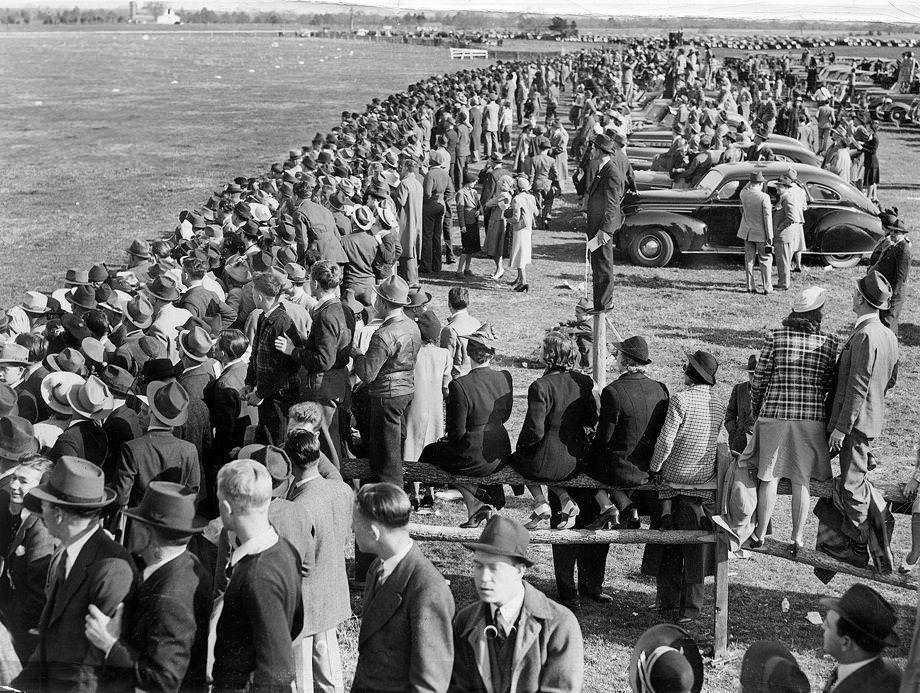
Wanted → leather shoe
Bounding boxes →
[584,592,613,604]
[460,505,494,529]
[561,598,582,614]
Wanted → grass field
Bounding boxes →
[2,30,920,691]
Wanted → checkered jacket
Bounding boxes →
[650,385,726,499]
[751,327,839,421]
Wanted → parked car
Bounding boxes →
[618,162,883,268]
[629,140,821,177]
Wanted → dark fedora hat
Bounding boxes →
[462,515,533,566]
[125,238,150,258]
[0,384,18,418]
[178,326,212,362]
[24,456,116,513]
[67,285,98,311]
[629,624,704,693]
[745,355,758,372]
[739,640,809,693]
[856,270,892,310]
[249,445,292,498]
[0,415,39,461]
[146,276,180,303]
[141,358,182,384]
[686,349,719,386]
[124,481,205,536]
[407,286,432,309]
[821,583,900,647]
[593,133,616,154]
[88,263,109,284]
[749,171,766,184]
[147,380,189,427]
[99,364,135,397]
[61,314,92,342]
[466,323,498,351]
[612,335,651,365]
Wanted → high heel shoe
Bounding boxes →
[586,506,620,531]
[791,540,803,558]
[460,505,494,529]
[748,535,765,549]
[524,503,552,530]
[513,284,530,293]
[557,500,580,530]
[899,556,919,574]
[490,269,505,281]
[621,504,641,529]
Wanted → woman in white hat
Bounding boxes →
[509,176,537,293]
[739,286,839,555]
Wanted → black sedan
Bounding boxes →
[618,162,883,268]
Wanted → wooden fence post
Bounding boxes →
[714,534,730,658]
[592,312,606,388]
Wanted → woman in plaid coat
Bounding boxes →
[739,286,839,554]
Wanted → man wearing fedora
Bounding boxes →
[275,261,355,464]
[49,376,113,469]
[738,171,774,295]
[98,365,143,480]
[113,295,156,375]
[146,276,192,365]
[395,158,424,288]
[869,211,911,336]
[351,275,421,582]
[114,380,201,512]
[583,131,635,313]
[293,175,348,268]
[646,350,725,624]
[84,481,211,693]
[0,416,39,492]
[124,239,152,285]
[340,206,383,296]
[176,324,217,402]
[245,271,303,446]
[827,271,899,552]
[351,483,454,693]
[450,514,584,693]
[14,457,136,693]
[178,256,237,331]
[0,342,39,424]
[773,173,807,291]
[820,583,902,692]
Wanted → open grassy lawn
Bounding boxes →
[2,31,920,691]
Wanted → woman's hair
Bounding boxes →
[467,341,494,365]
[542,331,577,371]
[783,308,823,334]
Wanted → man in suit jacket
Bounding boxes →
[84,482,211,693]
[482,95,501,158]
[869,213,911,335]
[178,256,236,331]
[207,329,250,472]
[827,272,899,548]
[421,150,454,274]
[737,171,774,294]
[773,174,807,290]
[293,176,347,267]
[451,515,584,693]
[113,381,201,511]
[49,376,112,468]
[176,326,217,402]
[725,355,757,454]
[395,159,424,288]
[820,583,902,693]
[351,483,454,693]
[583,132,635,312]
[284,429,354,692]
[276,260,355,466]
[0,456,56,662]
[14,457,136,693]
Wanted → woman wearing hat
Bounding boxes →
[511,331,597,530]
[483,175,514,281]
[509,176,537,293]
[868,210,911,335]
[419,324,513,527]
[628,623,704,693]
[740,286,839,554]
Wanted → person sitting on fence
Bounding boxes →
[819,583,902,693]
[643,350,725,625]
[419,325,512,528]
[584,335,669,531]
[737,641,809,693]
[739,287,838,556]
[510,331,597,530]
[450,515,584,693]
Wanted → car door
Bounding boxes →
[802,180,841,247]
[695,177,745,248]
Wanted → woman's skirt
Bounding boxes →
[738,418,831,485]
[461,221,482,254]
[510,227,532,269]
[483,219,507,258]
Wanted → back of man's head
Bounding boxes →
[310,260,341,293]
[252,271,283,300]
[284,428,321,470]
[356,482,411,530]
[447,286,469,312]
[217,459,272,515]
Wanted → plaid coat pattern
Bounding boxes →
[650,385,726,500]
[752,327,838,421]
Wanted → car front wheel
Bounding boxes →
[822,253,863,269]
[890,107,908,125]
[628,228,675,267]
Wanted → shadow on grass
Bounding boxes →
[900,323,920,347]
[613,271,747,293]
[653,323,766,349]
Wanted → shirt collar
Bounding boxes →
[229,526,279,568]
[294,472,321,488]
[854,313,878,329]
[314,294,336,310]
[222,357,245,372]
[491,583,526,634]
[836,656,879,686]
[379,539,414,584]
[142,548,185,581]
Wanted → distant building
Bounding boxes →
[416,23,443,33]
[156,8,181,24]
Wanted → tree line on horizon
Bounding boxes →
[2,4,918,32]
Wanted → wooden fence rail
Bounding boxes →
[340,457,916,658]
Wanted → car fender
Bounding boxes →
[810,210,884,255]
[621,210,706,251]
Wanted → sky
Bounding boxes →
[8,0,920,23]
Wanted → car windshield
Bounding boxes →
[694,169,724,193]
